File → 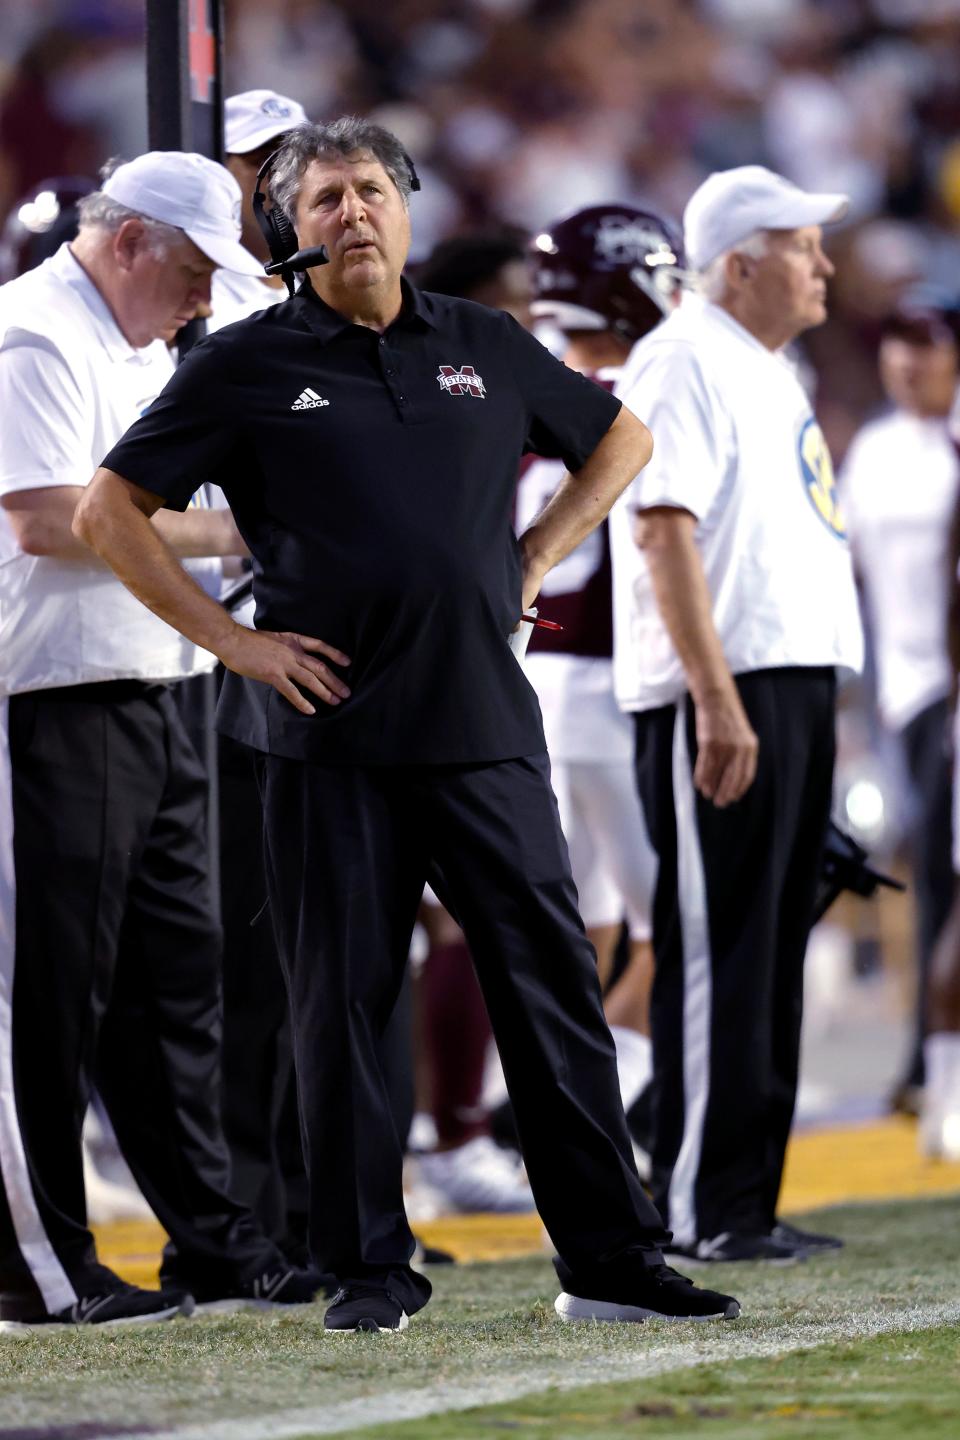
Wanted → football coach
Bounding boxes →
[73,117,738,1332]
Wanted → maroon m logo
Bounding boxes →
[436,364,487,398]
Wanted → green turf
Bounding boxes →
[0,1196,957,1438]
[331,1325,960,1439]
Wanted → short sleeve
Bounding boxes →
[0,333,95,497]
[102,335,241,512]
[617,342,727,520]
[500,314,621,469]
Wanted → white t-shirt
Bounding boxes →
[842,408,958,731]
[610,294,864,712]
[0,244,217,694]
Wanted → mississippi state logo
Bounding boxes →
[436,364,486,398]
[798,416,845,538]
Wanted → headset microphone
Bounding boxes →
[263,244,328,280]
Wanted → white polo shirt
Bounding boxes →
[209,266,284,333]
[610,294,863,712]
[841,408,958,731]
[206,257,284,628]
[0,244,216,694]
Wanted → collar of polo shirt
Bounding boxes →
[297,275,438,343]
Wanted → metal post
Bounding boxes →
[145,0,225,917]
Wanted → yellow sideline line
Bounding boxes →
[93,1116,960,1283]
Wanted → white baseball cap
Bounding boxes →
[684,165,849,271]
[225,89,308,155]
[103,151,263,275]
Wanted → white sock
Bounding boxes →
[610,1027,653,1111]
[925,1033,960,1109]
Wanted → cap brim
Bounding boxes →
[185,227,265,277]
[767,192,850,231]
[226,124,294,155]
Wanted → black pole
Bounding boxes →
[145,0,225,915]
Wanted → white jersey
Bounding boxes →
[610,293,864,712]
[842,408,958,731]
[516,367,632,762]
[0,244,217,694]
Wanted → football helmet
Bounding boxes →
[529,203,687,343]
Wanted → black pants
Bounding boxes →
[0,684,276,1321]
[899,697,955,1088]
[634,668,836,1244]
[258,750,669,1315]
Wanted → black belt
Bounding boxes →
[27,680,172,703]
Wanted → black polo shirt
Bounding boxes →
[103,279,621,765]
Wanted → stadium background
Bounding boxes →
[1,3,959,1436]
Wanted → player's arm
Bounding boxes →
[3,484,247,559]
[73,468,351,716]
[518,405,653,608]
[635,505,758,809]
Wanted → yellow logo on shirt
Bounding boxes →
[798,417,845,538]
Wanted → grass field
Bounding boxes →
[1,1194,958,1439]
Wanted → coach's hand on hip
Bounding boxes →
[217,627,351,715]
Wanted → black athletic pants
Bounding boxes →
[0,684,277,1321]
[634,667,836,1245]
[257,750,669,1316]
[898,696,955,1089]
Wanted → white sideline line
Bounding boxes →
[120,1300,960,1440]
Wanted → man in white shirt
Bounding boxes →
[842,297,960,1115]
[610,166,864,1264]
[210,88,309,331]
[0,151,317,1328]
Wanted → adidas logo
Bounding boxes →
[291,387,330,411]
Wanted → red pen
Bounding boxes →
[521,613,564,632]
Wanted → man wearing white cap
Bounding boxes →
[609,166,864,1263]
[210,89,310,331]
[0,151,318,1327]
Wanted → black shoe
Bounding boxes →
[773,1219,843,1252]
[669,1230,807,1265]
[412,1239,456,1266]
[324,1284,408,1332]
[555,1260,739,1324]
[0,1281,190,1331]
[166,1264,322,1315]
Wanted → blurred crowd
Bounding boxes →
[3,0,960,462]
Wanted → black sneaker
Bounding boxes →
[0,1282,191,1332]
[324,1284,408,1332]
[670,1230,808,1265]
[773,1219,843,1252]
[555,1261,739,1324]
[166,1264,322,1315]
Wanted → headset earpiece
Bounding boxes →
[253,148,296,267]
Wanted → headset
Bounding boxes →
[253,146,422,296]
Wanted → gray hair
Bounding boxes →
[267,117,416,226]
[697,229,770,302]
[76,158,183,257]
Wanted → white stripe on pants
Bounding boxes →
[0,695,75,1313]
[666,703,713,1248]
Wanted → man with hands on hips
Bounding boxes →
[610,165,864,1265]
[73,117,742,1333]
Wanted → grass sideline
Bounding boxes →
[0,1196,958,1438]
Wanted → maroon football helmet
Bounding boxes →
[0,177,96,284]
[529,203,686,344]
